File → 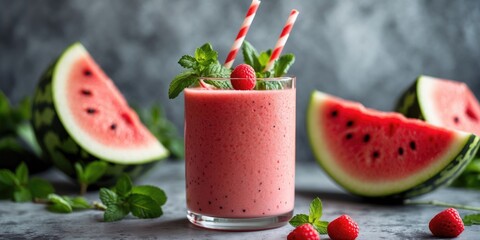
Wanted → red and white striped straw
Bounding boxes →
[264,9,299,72]
[224,0,261,69]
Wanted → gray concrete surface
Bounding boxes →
[1,161,479,239]
[1,0,480,163]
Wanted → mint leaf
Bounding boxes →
[201,62,231,77]
[132,185,167,206]
[289,213,309,227]
[203,79,233,89]
[309,197,323,222]
[178,55,197,69]
[274,53,295,77]
[195,43,218,67]
[104,203,130,222]
[64,196,91,209]
[75,163,86,183]
[47,194,73,213]
[313,220,329,234]
[168,70,197,99]
[28,177,54,198]
[0,169,18,186]
[115,174,132,197]
[463,213,480,226]
[255,80,283,90]
[15,162,28,185]
[100,188,119,207]
[258,50,272,69]
[242,41,261,71]
[128,194,162,219]
[84,161,107,184]
[13,186,32,202]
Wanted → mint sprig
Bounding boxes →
[463,213,480,226]
[99,174,167,222]
[75,161,108,195]
[289,197,329,234]
[168,43,231,99]
[46,194,92,213]
[241,40,295,78]
[0,162,54,202]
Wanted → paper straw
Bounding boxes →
[224,0,261,69]
[264,9,299,72]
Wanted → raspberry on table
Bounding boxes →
[287,223,320,240]
[429,208,464,238]
[327,214,359,240]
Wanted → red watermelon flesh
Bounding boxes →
[308,91,478,197]
[317,94,456,181]
[66,54,153,148]
[416,76,480,135]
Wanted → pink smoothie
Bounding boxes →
[185,87,296,218]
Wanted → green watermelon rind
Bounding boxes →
[31,43,168,186]
[307,90,480,199]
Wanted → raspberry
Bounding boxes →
[230,64,256,90]
[287,223,320,240]
[327,215,359,240]
[429,208,464,238]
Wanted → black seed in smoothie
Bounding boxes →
[208,201,211,205]
[224,195,228,198]
[231,210,234,213]
[110,123,117,130]
[363,134,370,143]
[219,206,223,209]
[258,189,261,192]
[398,147,404,156]
[243,209,246,212]
[410,141,416,150]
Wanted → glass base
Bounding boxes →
[187,210,293,231]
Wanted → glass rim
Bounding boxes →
[198,75,295,81]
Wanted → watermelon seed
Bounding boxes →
[363,134,370,143]
[110,123,117,130]
[410,141,416,150]
[81,89,92,96]
[346,120,354,127]
[345,133,353,140]
[84,69,92,76]
[453,116,459,123]
[331,110,338,117]
[398,147,404,155]
[86,108,96,114]
[372,151,380,158]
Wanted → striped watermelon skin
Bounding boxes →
[31,47,163,187]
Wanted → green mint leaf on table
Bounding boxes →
[28,177,54,199]
[100,188,119,206]
[47,194,73,213]
[104,203,130,222]
[463,213,480,226]
[76,161,108,195]
[64,196,92,209]
[115,174,133,197]
[128,194,163,219]
[132,185,167,206]
[289,197,329,234]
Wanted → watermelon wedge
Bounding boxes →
[307,91,479,198]
[396,75,480,137]
[32,43,169,186]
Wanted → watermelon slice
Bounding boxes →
[307,91,479,198]
[32,43,169,186]
[396,75,480,137]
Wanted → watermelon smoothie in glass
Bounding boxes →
[185,77,296,230]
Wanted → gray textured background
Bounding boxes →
[1,0,480,162]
